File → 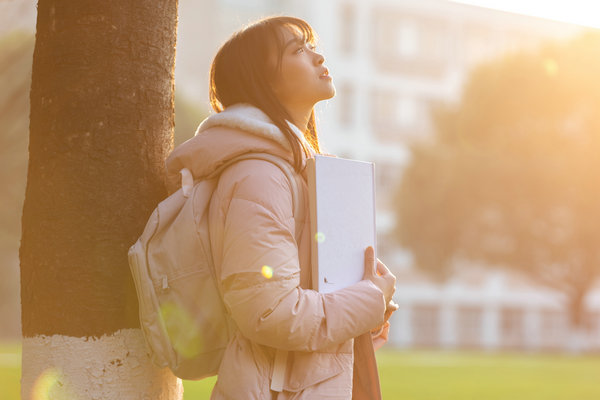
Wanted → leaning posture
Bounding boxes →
[166,16,397,399]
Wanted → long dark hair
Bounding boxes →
[209,16,322,171]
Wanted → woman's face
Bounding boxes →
[271,27,335,111]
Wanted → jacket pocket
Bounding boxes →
[282,351,352,395]
[215,334,271,399]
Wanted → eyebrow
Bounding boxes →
[284,37,306,50]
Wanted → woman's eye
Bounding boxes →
[294,43,316,54]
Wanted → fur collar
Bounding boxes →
[196,103,294,151]
[166,103,307,190]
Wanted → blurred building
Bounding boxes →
[389,265,600,351]
[176,0,586,236]
[3,0,597,349]
[174,1,596,351]
[2,0,590,233]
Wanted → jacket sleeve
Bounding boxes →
[211,160,387,352]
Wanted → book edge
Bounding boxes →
[306,156,320,292]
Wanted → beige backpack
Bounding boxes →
[128,153,301,380]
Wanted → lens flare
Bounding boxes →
[32,368,61,400]
[159,302,202,358]
[261,265,273,279]
[315,232,326,243]
[542,58,559,77]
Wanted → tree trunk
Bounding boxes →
[564,284,591,353]
[20,1,181,398]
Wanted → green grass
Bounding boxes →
[376,350,600,400]
[3,344,600,399]
[0,342,21,400]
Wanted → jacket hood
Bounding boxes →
[166,103,305,192]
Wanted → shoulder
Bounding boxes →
[215,159,294,216]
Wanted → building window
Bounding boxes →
[370,89,429,142]
[375,161,398,192]
[339,3,356,56]
[370,89,395,127]
[412,304,440,347]
[396,97,419,128]
[539,310,568,349]
[337,81,355,127]
[397,21,419,58]
[500,308,525,349]
[371,9,450,79]
[457,306,483,348]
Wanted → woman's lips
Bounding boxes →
[320,68,332,80]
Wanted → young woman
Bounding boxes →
[166,16,397,399]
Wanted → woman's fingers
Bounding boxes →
[371,321,390,351]
[384,300,399,322]
[363,247,396,305]
[363,246,376,279]
[376,259,391,276]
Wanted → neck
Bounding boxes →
[286,105,312,132]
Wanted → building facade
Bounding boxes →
[177,0,586,234]
[3,0,596,351]
[173,0,597,351]
[308,0,585,231]
[388,265,600,351]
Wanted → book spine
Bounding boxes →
[306,157,320,292]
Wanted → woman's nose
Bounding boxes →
[314,52,324,65]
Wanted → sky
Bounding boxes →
[451,0,600,29]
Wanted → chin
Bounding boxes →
[327,85,336,99]
[320,84,336,101]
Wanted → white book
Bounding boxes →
[306,155,377,293]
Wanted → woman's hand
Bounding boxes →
[371,300,399,350]
[372,321,390,351]
[363,246,396,304]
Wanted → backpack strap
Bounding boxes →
[223,153,304,239]
[180,153,304,239]
[179,153,302,392]
[180,168,194,197]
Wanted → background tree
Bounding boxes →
[20,1,182,398]
[0,32,32,339]
[395,32,600,329]
[174,93,207,146]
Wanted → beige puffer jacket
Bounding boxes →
[166,104,387,399]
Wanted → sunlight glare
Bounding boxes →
[261,265,273,279]
[32,368,62,400]
[451,1,600,29]
[542,58,559,77]
[159,302,202,358]
[315,232,326,243]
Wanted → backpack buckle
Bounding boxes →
[180,168,194,198]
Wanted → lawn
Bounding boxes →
[3,344,600,399]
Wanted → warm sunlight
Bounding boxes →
[452,0,600,29]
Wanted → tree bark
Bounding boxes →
[20,0,181,398]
